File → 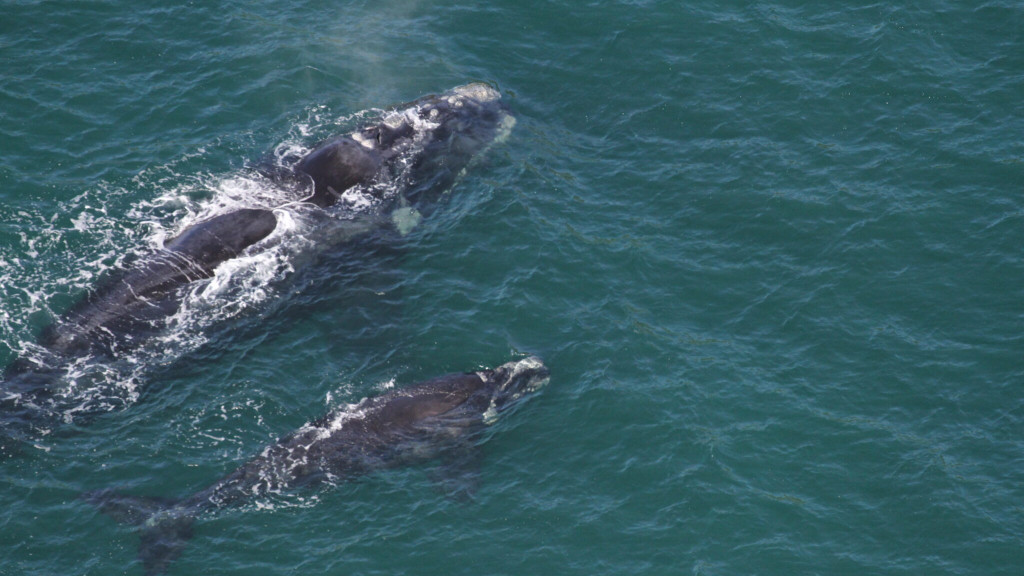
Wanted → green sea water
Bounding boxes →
[2,1,1023,574]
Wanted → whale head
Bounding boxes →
[370,357,547,432]
[292,84,516,216]
[353,83,513,207]
[478,356,549,422]
[370,83,509,154]
[293,83,513,213]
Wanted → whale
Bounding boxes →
[83,356,550,575]
[1,84,513,446]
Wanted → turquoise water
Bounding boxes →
[2,1,1023,574]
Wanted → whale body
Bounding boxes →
[1,84,513,445]
[84,357,550,575]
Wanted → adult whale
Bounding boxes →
[84,356,550,575]
[0,84,514,446]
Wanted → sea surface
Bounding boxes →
[1,1,1023,574]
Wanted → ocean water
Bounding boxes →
[1,1,1023,574]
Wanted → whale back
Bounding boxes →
[372,372,490,430]
[163,208,278,271]
[36,209,278,359]
[294,137,382,208]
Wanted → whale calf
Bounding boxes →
[1,84,513,444]
[84,356,550,575]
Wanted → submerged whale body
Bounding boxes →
[0,84,513,446]
[84,357,550,575]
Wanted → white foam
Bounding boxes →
[317,401,369,437]
[339,186,375,210]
